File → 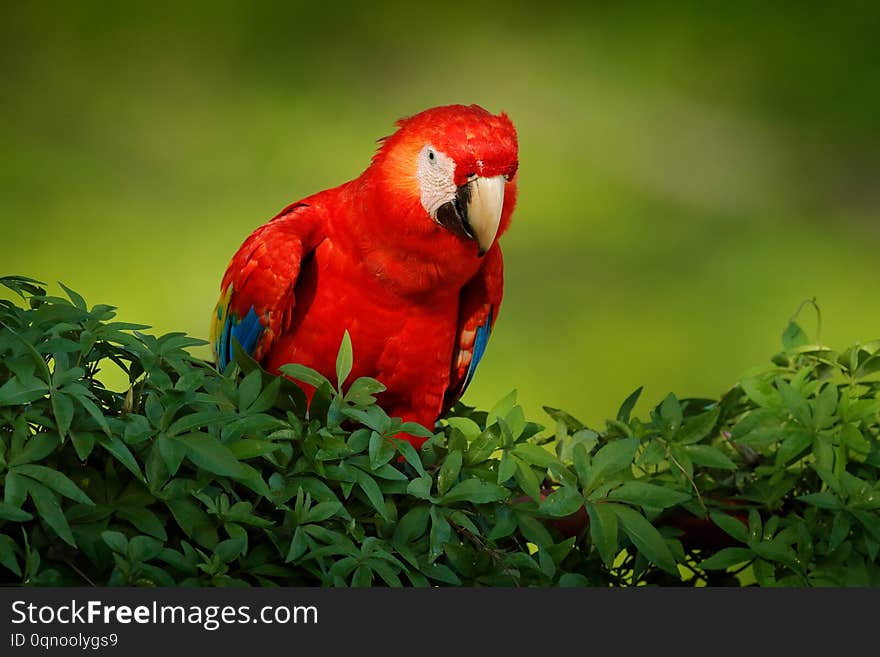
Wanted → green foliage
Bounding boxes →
[1,276,879,586]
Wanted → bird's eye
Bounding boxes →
[427,150,435,161]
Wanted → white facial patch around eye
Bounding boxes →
[416,144,457,218]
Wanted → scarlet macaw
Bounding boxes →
[211,104,519,448]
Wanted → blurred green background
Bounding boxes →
[3,1,879,428]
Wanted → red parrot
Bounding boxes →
[211,104,519,448]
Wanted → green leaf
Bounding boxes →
[286,526,309,562]
[398,421,434,439]
[675,407,719,445]
[0,502,32,522]
[739,377,778,409]
[543,406,585,432]
[71,393,111,437]
[710,510,749,544]
[13,464,94,505]
[406,477,433,500]
[812,383,838,430]
[351,565,373,587]
[394,505,431,544]
[797,492,840,509]
[488,390,518,426]
[750,540,798,568]
[237,370,263,411]
[335,330,353,389]
[58,282,87,310]
[558,428,598,464]
[174,432,243,477]
[699,547,754,570]
[747,508,762,543]
[497,450,516,484]
[167,410,233,437]
[828,513,851,552]
[777,380,811,426]
[231,462,270,497]
[228,438,283,460]
[248,376,281,414]
[0,376,49,406]
[608,481,690,509]
[616,386,643,423]
[516,512,554,548]
[117,507,167,540]
[393,438,427,477]
[586,502,618,568]
[9,433,59,466]
[128,536,164,563]
[70,430,96,461]
[0,535,21,576]
[0,275,46,298]
[214,538,245,564]
[752,558,776,587]
[368,432,396,470]
[841,424,871,460]
[437,449,463,495]
[503,406,527,441]
[776,429,814,465]
[157,434,188,476]
[586,437,638,487]
[658,393,683,433]
[513,456,542,502]
[279,364,332,390]
[356,470,389,520]
[488,506,517,540]
[27,480,76,547]
[558,573,590,587]
[101,530,129,554]
[539,486,583,517]
[99,435,144,480]
[681,444,737,470]
[855,354,880,379]
[572,442,591,489]
[307,501,342,523]
[166,499,217,549]
[782,320,809,350]
[344,377,386,406]
[440,478,509,505]
[343,406,391,433]
[4,472,27,508]
[421,561,461,585]
[611,503,678,576]
[445,417,481,441]
[51,392,74,438]
[369,463,408,481]
[429,508,452,562]
[513,443,557,469]
[852,510,880,543]
[465,427,500,466]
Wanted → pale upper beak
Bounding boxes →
[435,174,506,256]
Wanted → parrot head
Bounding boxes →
[366,104,519,260]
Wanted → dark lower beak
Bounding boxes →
[435,185,476,243]
[434,175,505,256]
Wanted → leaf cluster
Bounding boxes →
[0,277,878,586]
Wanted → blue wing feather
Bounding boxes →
[217,305,265,370]
[462,307,493,392]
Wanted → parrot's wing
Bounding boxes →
[211,202,324,370]
[443,244,504,413]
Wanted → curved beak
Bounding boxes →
[435,175,505,256]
